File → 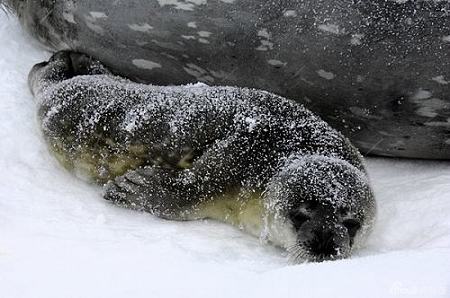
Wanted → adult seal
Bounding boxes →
[29,51,376,262]
[3,0,450,159]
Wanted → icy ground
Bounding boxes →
[1,13,449,298]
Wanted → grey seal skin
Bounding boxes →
[29,51,376,263]
[3,0,450,159]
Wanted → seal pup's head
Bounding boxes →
[263,154,376,263]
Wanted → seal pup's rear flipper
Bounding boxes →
[29,51,112,96]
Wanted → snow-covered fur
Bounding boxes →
[29,51,376,262]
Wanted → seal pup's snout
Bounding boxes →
[291,218,348,262]
[307,224,349,261]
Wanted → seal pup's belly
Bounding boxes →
[49,139,194,183]
[49,139,146,182]
[185,190,298,248]
[187,190,265,238]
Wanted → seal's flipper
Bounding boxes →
[103,166,194,219]
[103,133,251,219]
[29,51,112,96]
[65,51,113,77]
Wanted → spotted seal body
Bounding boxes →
[4,0,450,159]
[29,51,376,262]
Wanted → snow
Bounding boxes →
[1,12,450,298]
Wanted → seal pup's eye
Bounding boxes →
[342,219,361,238]
[289,210,311,229]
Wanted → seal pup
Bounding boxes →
[29,51,376,262]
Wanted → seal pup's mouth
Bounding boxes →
[286,223,353,263]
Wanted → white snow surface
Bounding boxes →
[1,13,450,298]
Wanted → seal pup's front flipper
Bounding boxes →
[103,132,252,220]
[103,166,196,220]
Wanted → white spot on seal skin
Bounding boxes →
[219,0,235,3]
[84,13,107,35]
[209,70,229,79]
[256,40,274,51]
[189,0,207,4]
[411,89,432,101]
[350,34,364,45]
[198,38,210,44]
[256,29,274,51]
[283,10,297,17]
[181,35,197,40]
[197,31,212,38]
[424,118,450,128]
[415,98,450,118]
[128,23,154,32]
[161,52,178,60]
[317,69,336,80]
[132,59,162,70]
[257,29,270,39]
[300,77,314,86]
[410,90,450,118]
[62,1,77,24]
[63,12,76,24]
[183,63,215,83]
[151,39,183,51]
[85,21,105,35]
[442,35,450,42]
[431,75,449,85]
[268,60,287,67]
[89,12,108,19]
[187,22,197,28]
[156,0,207,11]
[318,24,345,35]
